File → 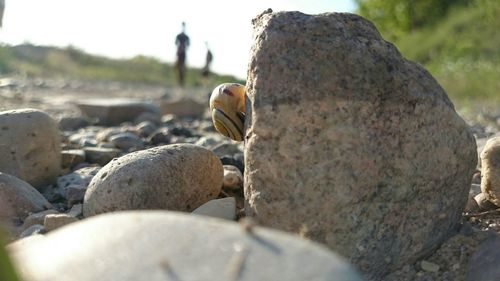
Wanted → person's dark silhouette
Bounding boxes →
[202,42,213,77]
[175,22,190,87]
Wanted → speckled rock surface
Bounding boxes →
[245,11,477,279]
[8,211,364,281]
[0,173,52,221]
[0,108,61,188]
[83,144,223,217]
[480,137,500,206]
[466,234,500,281]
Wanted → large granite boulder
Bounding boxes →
[0,109,61,188]
[83,144,223,217]
[8,211,364,281]
[244,10,477,279]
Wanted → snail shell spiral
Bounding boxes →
[209,83,246,141]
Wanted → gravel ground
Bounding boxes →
[2,75,500,281]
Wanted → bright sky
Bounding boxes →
[1,0,356,79]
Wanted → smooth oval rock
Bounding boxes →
[109,132,144,151]
[480,137,500,206]
[192,197,236,220]
[223,165,243,190]
[0,108,61,188]
[245,11,477,279]
[83,144,223,217]
[8,211,364,281]
[0,173,52,221]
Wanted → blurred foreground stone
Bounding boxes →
[245,10,477,279]
[8,211,364,281]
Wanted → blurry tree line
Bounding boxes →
[355,0,470,39]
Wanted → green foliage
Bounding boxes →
[0,232,20,281]
[356,0,469,39]
[393,0,500,106]
[0,44,243,87]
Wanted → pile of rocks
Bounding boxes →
[1,10,500,281]
[0,107,245,238]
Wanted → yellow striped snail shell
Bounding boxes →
[209,83,246,141]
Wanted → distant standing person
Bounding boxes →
[202,42,213,77]
[0,0,5,28]
[175,22,190,87]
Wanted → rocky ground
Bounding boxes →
[1,75,500,280]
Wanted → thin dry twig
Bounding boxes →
[463,208,500,218]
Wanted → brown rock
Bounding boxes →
[480,137,500,206]
[44,214,78,232]
[22,209,59,229]
[245,10,477,278]
[160,97,206,118]
[61,149,86,169]
[83,144,223,217]
[76,98,160,126]
[83,147,121,166]
[0,173,52,222]
[0,108,61,188]
[474,193,498,212]
[222,165,243,190]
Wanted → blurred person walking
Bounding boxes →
[0,0,5,28]
[202,42,213,77]
[175,22,190,87]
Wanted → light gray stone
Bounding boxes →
[133,111,161,125]
[160,97,206,118]
[420,260,440,273]
[0,173,52,221]
[135,121,158,137]
[8,211,364,281]
[22,209,59,229]
[57,166,100,189]
[65,185,87,205]
[474,193,498,212]
[19,224,45,239]
[95,127,122,142]
[83,147,121,166]
[58,116,90,131]
[109,132,144,151]
[0,108,61,188]
[480,137,500,206]
[83,144,223,217]
[211,142,243,157]
[223,165,243,190]
[76,98,160,126]
[44,214,78,232]
[192,197,236,220]
[245,11,477,278]
[68,204,83,218]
